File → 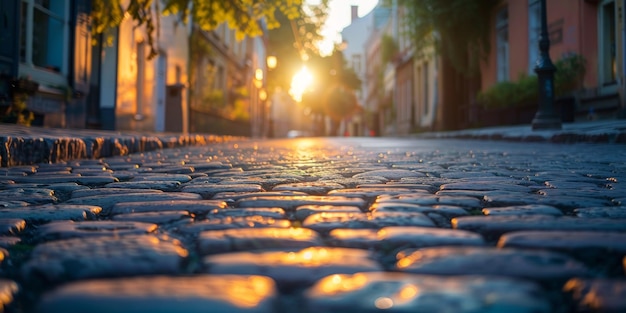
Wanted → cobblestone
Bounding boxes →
[1,137,626,312]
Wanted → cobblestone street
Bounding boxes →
[1,136,626,313]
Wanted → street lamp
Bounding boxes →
[531,0,561,130]
[267,55,277,70]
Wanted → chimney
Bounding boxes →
[351,5,358,23]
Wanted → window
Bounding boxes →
[528,0,540,73]
[599,0,617,86]
[496,7,509,82]
[20,0,68,75]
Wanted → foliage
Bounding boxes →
[478,54,587,109]
[381,34,398,65]
[392,0,502,75]
[300,51,361,120]
[2,94,34,126]
[92,0,304,59]
[266,0,329,91]
[554,53,586,96]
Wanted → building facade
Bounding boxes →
[480,0,625,121]
[1,0,92,128]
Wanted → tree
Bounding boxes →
[396,0,501,74]
[91,0,305,58]
[300,50,361,136]
[266,0,330,92]
[392,0,501,131]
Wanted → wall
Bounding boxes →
[114,6,189,132]
[480,0,599,91]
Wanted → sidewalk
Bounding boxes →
[415,120,626,144]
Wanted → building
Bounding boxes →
[1,0,93,128]
[480,0,625,123]
[371,1,440,135]
[110,3,190,132]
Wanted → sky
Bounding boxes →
[307,0,379,55]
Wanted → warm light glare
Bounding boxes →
[374,297,394,309]
[267,55,277,69]
[289,66,313,102]
[255,68,264,81]
[259,89,267,101]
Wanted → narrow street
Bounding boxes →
[1,137,626,312]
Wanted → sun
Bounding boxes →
[289,65,314,102]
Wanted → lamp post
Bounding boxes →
[531,0,561,130]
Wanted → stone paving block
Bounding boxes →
[1,182,89,194]
[104,180,182,191]
[498,230,626,274]
[212,191,308,202]
[498,230,626,253]
[70,187,164,199]
[36,220,158,240]
[377,194,483,209]
[179,216,292,234]
[294,205,363,221]
[0,218,26,235]
[110,200,228,216]
[304,272,551,313]
[0,236,20,248]
[302,212,435,234]
[208,207,287,219]
[65,192,202,212]
[11,175,119,186]
[0,279,19,312]
[317,177,387,188]
[202,247,382,290]
[22,234,188,283]
[536,196,615,210]
[0,247,7,263]
[0,188,58,205]
[146,165,196,174]
[235,196,367,212]
[111,211,193,225]
[482,193,544,207]
[563,278,626,313]
[537,188,622,199]
[357,183,436,192]
[328,226,485,253]
[0,201,28,208]
[130,174,192,183]
[396,246,591,283]
[574,207,626,218]
[197,227,323,255]
[482,204,563,216]
[37,275,278,313]
[181,184,265,198]
[328,188,430,198]
[353,169,426,180]
[0,204,102,223]
[271,182,345,195]
[434,189,512,199]
[439,182,531,192]
[439,172,496,179]
[453,215,626,241]
[371,202,469,218]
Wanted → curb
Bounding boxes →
[0,124,245,167]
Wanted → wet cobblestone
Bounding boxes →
[1,137,626,312]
